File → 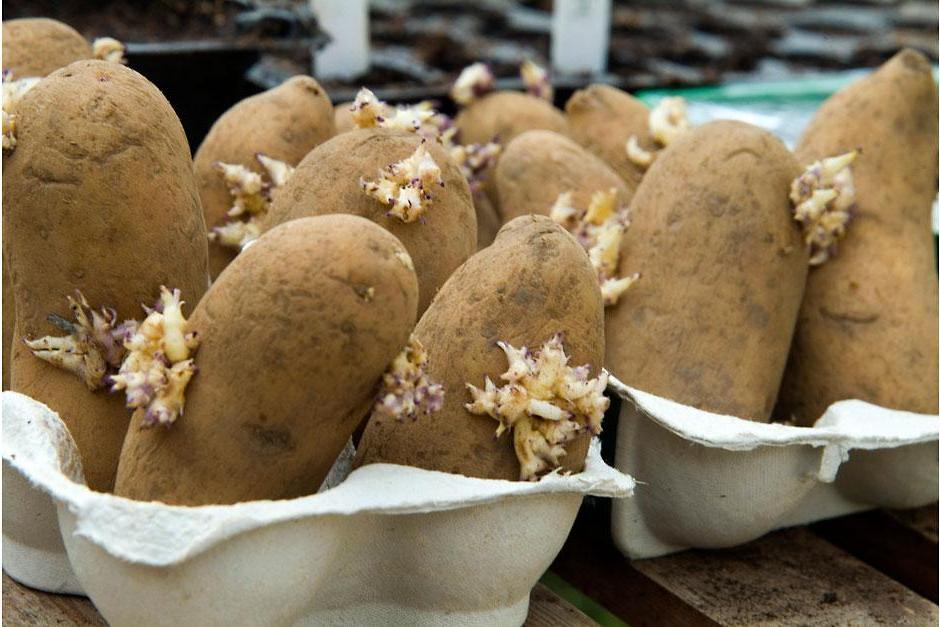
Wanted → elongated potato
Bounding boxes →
[495,130,631,222]
[454,91,569,145]
[2,18,92,79]
[565,84,651,194]
[263,128,476,314]
[193,76,335,279]
[776,49,939,425]
[606,120,806,421]
[3,60,209,491]
[356,215,606,480]
[115,215,419,505]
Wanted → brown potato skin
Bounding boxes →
[334,101,355,133]
[454,91,569,145]
[1,18,92,79]
[3,60,209,491]
[3,265,12,390]
[473,189,502,250]
[355,215,604,480]
[495,129,632,223]
[262,128,476,315]
[115,216,419,505]
[606,121,807,422]
[193,76,335,279]
[776,49,940,425]
[565,84,651,195]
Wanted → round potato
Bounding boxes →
[334,100,355,133]
[454,91,569,146]
[495,129,631,223]
[776,49,939,425]
[2,18,92,79]
[115,215,419,505]
[193,75,335,279]
[262,128,476,314]
[355,215,605,481]
[3,60,209,491]
[606,120,807,422]
[565,84,651,194]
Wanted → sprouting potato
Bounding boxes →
[355,215,606,481]
[2,60,209,491]
[2,18,92,79]
[193,76,336,279]
[115,215,419,505]
[262,128,476,315]
[776,49,939,425]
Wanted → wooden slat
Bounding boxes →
[552,500,939,627]
[3,571,592,625]
[526,583,597,627]
[635,528,938,626]
[811,506,938,602]
[551,501,719,627]
[2,572,105,626]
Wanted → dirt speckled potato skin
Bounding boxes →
[3,60,209,491]
[454,91,569,146]
[193,76,335,279]
[1,18,92,78]
[565,84,652,195]
[355,215,604,480]
[495,130,631,223]
[2,265,12,390]
[606,120,807,422]
[263,128,476,314]
[115,216,419,505]
[473,190,502,250]
[776,49,939,425]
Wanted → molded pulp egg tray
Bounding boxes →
[607,376,938,559]
[1,391,634,626]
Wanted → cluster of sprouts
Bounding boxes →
[465,334,608,481]
[790,151,858,265]
[625,97,691,169]
[210,154,294,249]
[550,189,639,306]
[372,337,445,423]
[360,143,445,222]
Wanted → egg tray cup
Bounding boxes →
[1,390,634,626]
[606,376,938,559]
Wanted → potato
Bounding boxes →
[606,120,807,421]
[2,265,12,390]
[334,100,355,133]
[2,60,209,491]
[454,91,569,146]
[263,128,476,314]
[115,215,419,505]
[355,215,606,481]
[1,18,92,79]
[775,49,939,425]
[565,84,652,194]
[193,76,335,279]
[495,129,631,223]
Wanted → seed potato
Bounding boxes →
[565,84,652,194]
[495,129,631,223]
[776,49,939,425]
[262,128,476,314]
[606,120,807,421]
[3,60,209,491]
[115,215,419,505]
[355,215,605,480]
[193,76,335,279]
[454,91,569,146]
[1,18,92,79]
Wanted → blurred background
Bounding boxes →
[5,0,937,148]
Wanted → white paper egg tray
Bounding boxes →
[1,391,634,626]
[607,376,939,559]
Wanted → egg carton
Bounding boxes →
[1,391,633,626]
[607,376,939,559]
